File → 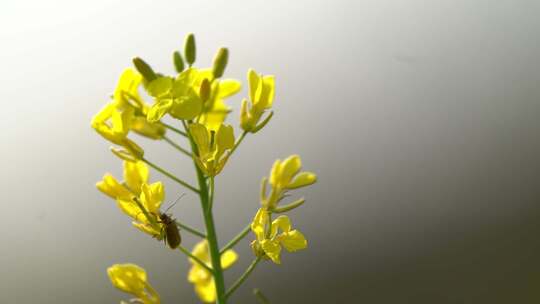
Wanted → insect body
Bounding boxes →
[159,212,181,249]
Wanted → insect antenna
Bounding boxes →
[162,193,186,214]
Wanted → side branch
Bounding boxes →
[225,256,262,299]
[142,157,200,194]
[220,223,251,255]
[178,245,214,274]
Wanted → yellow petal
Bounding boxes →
[191,240,210,264]
[114,69,143,105]
[147,77,173,97]
[133,221,161,237]
[169,93,202,120]
[271,215,292,236]
[189,123,210,156]
[96,174,131,200]
[259,75,275,108]
[147,98,174,122]
[279,155,302,186]
[248,69,260,103]
[107,263,147,295]
[220,249,238,269]
[217,79,241,98]
[216,124,235,152]
[124,161,149,195]
[269,159,282,188]
[140,182,164,214]
[251,208,269,242]
[261,239,282,264]
[188,264,211,284]
[194,278,217,303]
[116,199,140,220]
[286,172,317,189]
[279,230,307,252]
[130,116,166,139]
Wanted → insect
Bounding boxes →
[159,212,181,249]
[157,194,185,249]
[134,194,184,250]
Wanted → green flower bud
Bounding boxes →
[212,47,229,78]
[173,51,184,73]
[132,57,157,82]
[184,33,196,66]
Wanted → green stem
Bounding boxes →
[162,122,188,137]
[178,245,214,274]
[207,176,215,213]
[229,131,248,157]
[183,121,228,304]
[163,135,191,157]
[175,221,206,238]
[142,157,199,194]
[220,223,251,254]
[225,257,262,299]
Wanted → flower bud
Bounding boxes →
[199,78,211,102]
[132,57,157,82]
[172,51,184,73]
[184,33,196,66]
[212,47,229,78]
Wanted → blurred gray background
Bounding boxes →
[1,0,540,303]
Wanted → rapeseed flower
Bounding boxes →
[240,69,275,132]
[189,122,235,176]
[250,208,307,264]
[261,155,317,210]
[97,161,164,237]
[108,263,160,304]
[188,240,238,302]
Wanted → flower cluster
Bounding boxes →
[250,155,317,264]
[92,34,317,304]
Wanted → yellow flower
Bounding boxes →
[188,240,238,303]
[189,122,235,176]
[250,208,307,264]
[113,68,166,140]
[107,263,160,304]
[118,182,165,237]
[240,69,275,132]
[198,78,241,131]
[146,68,210,122]
[146,67,241,130]
[96,161,164,237]
[96,160,148,200]
[91,69,165,157]
[262,155,317,210]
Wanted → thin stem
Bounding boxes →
[175,221,206,238]
[162,121,187,137]
[253,289,270,304]
[163,135,191,157]
[220,223,251,255]
[183,121,228,304]
[142,157,200,194]
[178,245,214,274]
[207,176,215,213]
[225,257,262,299]
[229,131,248,157]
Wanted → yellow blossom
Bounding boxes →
[189,122,235,176]
[240,69,275,132]
[198,78,241,131]
[262,155,317,210]
[107,263,160,304]
[250,208,307,264]
[91,69,165,157]
[96,161,164,237]
[188,240,238,303]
